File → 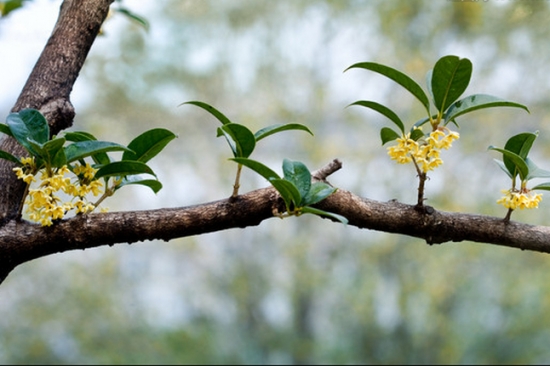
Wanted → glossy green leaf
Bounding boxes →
[426,69,434,104]
[525,158,550,180]
[302,182,336,206]
[118,176,162,193]
[230,157,281,182]
[531,182,550,191]
[64,131,98,142]
[431,56,472,114]
[64,131,111,165]
[95,161,156,180]
[380,127,400,145]
[282,159,311,203]
[488,146,529,181]
[345,62,430,114]
[270,178,302,210]
[65,141,132,163]
[349,100,405,133]
[0,150,21,165]
[444,94,529,124]
[300,206,348,225]
[6,109,50,154]
[123,128,177,162]
[410,128,425,141]
[0,123,12,137]
[42,137,67,168]
[181,101,232,125]
[502,132,537,178]
[254,123,313,142]
[217,123,256,158]
[494,159,513,179]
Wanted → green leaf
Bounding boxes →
[64,131,111,165]
[43,137,67,168]
[380,127,400,145]
[65,141,132,163]
[348,100,405,133]
[413,115,437,130]
[217,123,256,158]
[302,182,337,206]
[270,178,302,210]
[503,132,538,177]
[95,161,156,180]
[532,182,550,191]
[345,62,430,114]
[300,206,348,225]
[282,159,311,204]
[123,128,177,162]
[526,158,550,180]
[181,101,232,125]
[114,7,149,31]
[410,128,425,141]
[230,157,281,182]
[0,150,21,165]
[494,159,513,179]
[431,56,472,114]
[444,94,530,124]
[254,123,313,142]
[6,109,50,154]
[0,123,13,137]
[1,0,25,17]
[118,176,162,193]
[488,146,529,181]
[64,131,98,142]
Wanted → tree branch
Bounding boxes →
[1,158,550,284]
[0,0,113,224]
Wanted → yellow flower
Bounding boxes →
[387,128,459,173]
[497,189,542,210]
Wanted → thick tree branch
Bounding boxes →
[1,159,550,283]
[0,0,113,224]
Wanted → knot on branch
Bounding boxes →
[41,98,75,135]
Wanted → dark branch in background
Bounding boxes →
[2,159,550,284]
[0,0,114,224]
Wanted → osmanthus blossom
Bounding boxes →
[13,158,104,226]
[386,127,460,173]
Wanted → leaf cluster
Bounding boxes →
[345,55,529,145]
[233,158,347,224]
[0,109,176,194]
[489,132,550,191]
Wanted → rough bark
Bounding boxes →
[2,165,550,283]
[1,0,550,285]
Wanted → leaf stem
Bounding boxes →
[231,164,243,198]
[16,183,30,221]
[504,208,513,223]
[411,156,427,207]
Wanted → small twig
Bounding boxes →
[231,163,243,199]
[411,157,426,208]
[312,159,343,182]
[503,208,513,223]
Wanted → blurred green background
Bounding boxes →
[1,0,550,364]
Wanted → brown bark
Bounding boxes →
[2,171,550,283]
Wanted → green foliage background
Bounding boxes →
[2,0,550,364]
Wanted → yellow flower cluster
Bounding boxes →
[13,159,104,226]
[387,128,460,173]
[497,189,542,210]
